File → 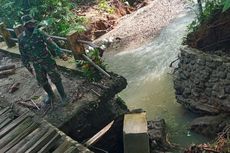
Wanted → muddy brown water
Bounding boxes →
[105,9,211,151]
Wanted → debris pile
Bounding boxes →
[184,126,230,153]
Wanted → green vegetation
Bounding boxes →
[0,0,86,36]
[187,0,230,33]
[98,0,115,14]
[77,48,106,81]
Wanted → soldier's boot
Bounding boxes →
[55,82,69,106]
[42,83,55,106]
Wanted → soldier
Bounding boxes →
[18,15,69,107]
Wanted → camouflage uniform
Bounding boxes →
[18,28,63,86]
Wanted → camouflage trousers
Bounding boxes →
[33,61,61,86]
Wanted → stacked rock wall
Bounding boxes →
[174,46,230,114]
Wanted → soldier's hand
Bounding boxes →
[60,54,68,61]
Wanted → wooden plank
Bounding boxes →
[52,140,73,153]
[25,128,56,153]
[0,111,30,139]
[0,118,13,129]
[0,109,12,124]
[0,64,16,71]
[85,121,114,147]
[0,122,38,153]
[64,146,78,153]
[0,69,16,78]
[0,117,33,148]
[0,107,10,115]
[8,127,44,153]
[0,114,10,126]
[37,133,61,153]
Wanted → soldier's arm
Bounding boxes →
[18,38,33,73]
[39,30,64,57]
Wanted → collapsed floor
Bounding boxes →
[0,52,174,153]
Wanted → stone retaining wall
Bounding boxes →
[174,46,230,114]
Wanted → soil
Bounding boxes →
[185,9,230,55]
[0,52,85,109]
[74,0,186,52]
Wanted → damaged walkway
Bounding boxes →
[0,106,92,153]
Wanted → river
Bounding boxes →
[104,8,210,151]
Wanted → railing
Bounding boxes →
[0,23,111,78]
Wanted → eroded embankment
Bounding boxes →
[174,46,230,137]
[0,52,129,144]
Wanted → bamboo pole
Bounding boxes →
[0,69,16,79]
[0,64,16,71]
[82,54,111,78]
[0,122,38,153]
[0,111,30,139]
[0,117,33,148]
[11,127,46,153]
[25,128,56,153]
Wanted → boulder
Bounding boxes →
[190,114,230,137]
[148,119,172,153]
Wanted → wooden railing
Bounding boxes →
[0,22,111,78]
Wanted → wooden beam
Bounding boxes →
[0,107,10,115]
[85,121,114,147]
[10,127,46,153]
[53,140,73,153]
[0,111,30,139]
[0,64,16,71]
[0,122,38,153]
[0,117,33,148]
[25,128,56,153]
[37,133,61,153]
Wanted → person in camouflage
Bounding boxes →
[18,15,69,106]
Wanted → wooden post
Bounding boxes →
[14,25,24,38]
[66,31,85,60]
[0,22,16,48]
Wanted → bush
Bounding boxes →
[0,0,86,36]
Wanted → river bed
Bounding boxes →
[104,9,210,150]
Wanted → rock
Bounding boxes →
[183,88,191,97]
[204,88,212,96]
[218,71,227,79]
[227,72,230,79]
[148,119,172,153]
[190,114,230,137]
[191,88,201,97]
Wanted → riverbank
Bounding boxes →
[94,0,186,52]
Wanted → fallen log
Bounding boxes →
[0,64,16,71]
[0,69,15,79]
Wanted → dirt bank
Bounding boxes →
[95,0,186,52]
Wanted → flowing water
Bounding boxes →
[105,9,210,150]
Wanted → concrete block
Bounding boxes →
[123,112,150,153]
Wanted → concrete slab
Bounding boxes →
[123,112,150,153]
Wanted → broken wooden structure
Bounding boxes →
[0,64,16,79]
[0,106,92,153]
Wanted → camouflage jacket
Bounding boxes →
[18,28,63,69]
